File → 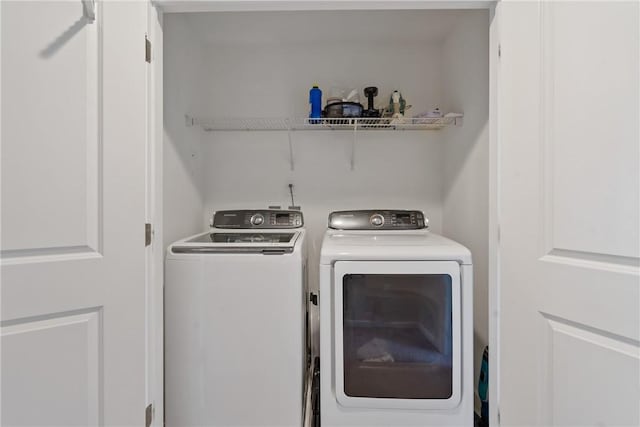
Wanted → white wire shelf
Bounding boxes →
[185,114,463,171]
[186,114,463,132]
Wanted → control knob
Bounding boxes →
[250,213,265,226]
[370,214,384,227]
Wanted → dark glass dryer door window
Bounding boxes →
[334,261,461,409]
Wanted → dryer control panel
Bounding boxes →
[213,210,304,229]
[328,210,427,230]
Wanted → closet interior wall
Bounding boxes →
[441,10,490,406]
[163,14,206,249]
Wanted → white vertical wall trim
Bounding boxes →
[148,3,164,426]
[488,2,500,425]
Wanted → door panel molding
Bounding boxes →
[539,1,640,263]
[540,249,640,274]
[1,245,103,265]
[541,312,640,426]
[0,1,104,259]
[1,307,103,426]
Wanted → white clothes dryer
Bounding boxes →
[165,210,307,427]
[319,210,473,426]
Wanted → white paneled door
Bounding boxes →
[498,1,640,425]
[1,1,148,426]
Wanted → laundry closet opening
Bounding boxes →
[162,6,490,416]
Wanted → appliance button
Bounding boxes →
[370,214,384,227]
[250,214,265,226]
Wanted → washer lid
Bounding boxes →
[170,230,301,254]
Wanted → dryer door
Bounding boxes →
[333,261,461,410]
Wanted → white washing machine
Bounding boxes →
[319,210,473,426]
[165,209,307,427]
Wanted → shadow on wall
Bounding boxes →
[39,13,91,59]
[162,123,205,247]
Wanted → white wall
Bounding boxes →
[441,10,490,411]
[189,13,451,336]
[201,130,444,260]
[196,34,447,357]
[163,15,206,248]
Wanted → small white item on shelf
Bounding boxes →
[414,108,443,119]
[426,108,443,118]
[345,89,359,103]
[391,91,403,119]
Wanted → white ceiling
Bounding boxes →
[179,10,475,46]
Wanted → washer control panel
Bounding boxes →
[328,210,427,230]
[213,210,304,229]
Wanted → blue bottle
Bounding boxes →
[309,85,322,121]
